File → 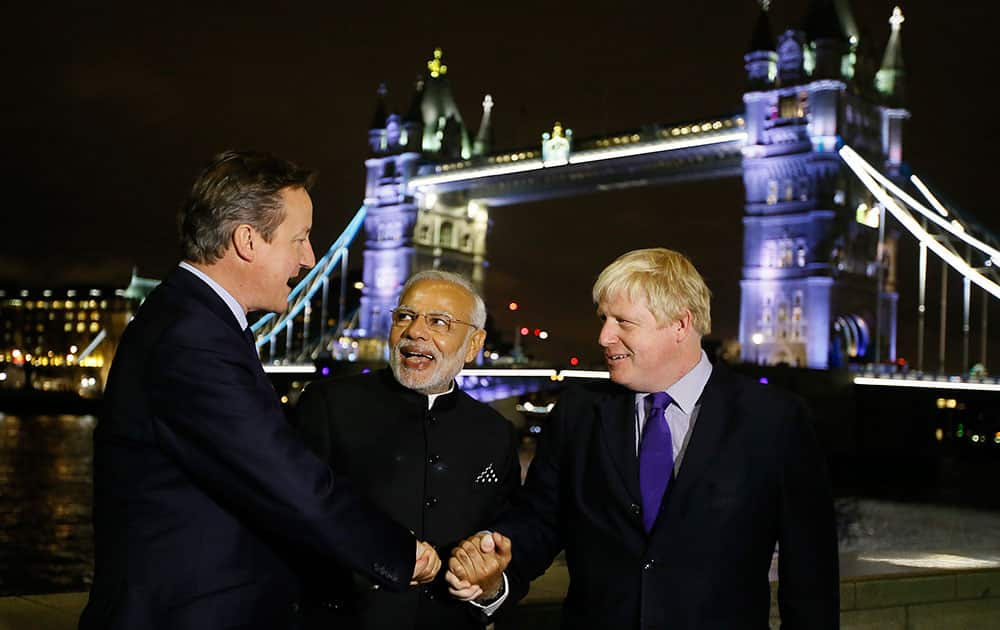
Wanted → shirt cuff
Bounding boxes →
[468,572,508,616]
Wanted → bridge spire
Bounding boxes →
[747,1,774,52]
[427,47,448,78]
[370,82,388,130]
[876,7,906,105]
[745,1,776,89]
[473,94,494,157]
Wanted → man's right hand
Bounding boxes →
[445,531,512,602]
[410,540,441,585]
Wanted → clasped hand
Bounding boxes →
[444,531,512,602]
[410,540,441,585]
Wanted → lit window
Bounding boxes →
[439,222,454,246]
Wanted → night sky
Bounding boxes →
[4,1,998,369]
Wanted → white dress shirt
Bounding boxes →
[178,261,248,330]
[633,350,714,473]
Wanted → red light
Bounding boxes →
[570,356,579,366]
[520,327,529,336]
[534,328,541,337]
[508,302,519,311]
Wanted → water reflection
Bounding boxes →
[0,413,94,595]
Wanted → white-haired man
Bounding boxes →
[295,270,519,629]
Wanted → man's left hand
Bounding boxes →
[445,531,511,602]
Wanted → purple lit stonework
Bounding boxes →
[739,2,904,368]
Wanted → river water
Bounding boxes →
[3,409,1000,597]
[0,413,94,596]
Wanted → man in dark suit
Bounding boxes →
[447,248,839,628]
[79,151,439,630]
[295,270,520,629]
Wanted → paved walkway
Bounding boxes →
[5,552,1000,630]
[4,499,1000,629]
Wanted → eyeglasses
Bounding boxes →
[390,308,479,335]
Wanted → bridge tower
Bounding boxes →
[739,0,906,369]
[358,49,490,356]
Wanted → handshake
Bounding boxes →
[410,532,512,602]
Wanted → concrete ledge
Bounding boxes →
[0,592,86,630]
[767,568,1000,629]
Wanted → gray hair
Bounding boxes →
[178,150,316,264]
[399,270,487,328]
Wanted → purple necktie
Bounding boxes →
[639,392,673,533]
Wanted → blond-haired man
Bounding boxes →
[454,248,839,628]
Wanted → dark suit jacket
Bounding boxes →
[78,268,415,630]
[496,363,839,629]
[294,369,520,629]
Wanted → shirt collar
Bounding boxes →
[666,350,713,414]
[634,350,713,415]
[178,262,248,330]
[427,383,456,410]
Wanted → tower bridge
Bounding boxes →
[255,1,997,388]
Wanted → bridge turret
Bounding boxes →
[368,84,420,156]
[368,83,389,153]
[801,0,854,80]
[360,83,423,346]
[740,0,900,369]
[776,29,807,86]
[745,1,777,91]
[876,7,910,172]
[414,48,472,159]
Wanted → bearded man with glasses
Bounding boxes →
[294,270,519,630]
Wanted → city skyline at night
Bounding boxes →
[3,1,999,369]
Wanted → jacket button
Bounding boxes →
[427,414,437,424]
[630,503,641,517]
[425,496,438,508]
[428,454,440,464]
[643,560,655,571]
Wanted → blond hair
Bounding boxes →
[592,248,712,335]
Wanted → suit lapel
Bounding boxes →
[598,390,641,503]
[669,366,740,498]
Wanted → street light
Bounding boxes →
[751,332,764,365]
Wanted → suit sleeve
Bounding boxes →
[293,383,333,462]
[776,400,840,628]
[493,391,574,605]
[148,336,416,591]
